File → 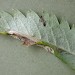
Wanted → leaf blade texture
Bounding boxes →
[0,9,75,70]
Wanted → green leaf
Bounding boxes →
[0,9,75,70]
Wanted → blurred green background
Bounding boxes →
[0,0,75,75]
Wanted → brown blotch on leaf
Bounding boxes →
[22,37,36,46]
[8,31,37,46]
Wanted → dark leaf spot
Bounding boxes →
[40,16,46,26]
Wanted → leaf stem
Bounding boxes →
[0,32,8,35]
[36,41,70,64]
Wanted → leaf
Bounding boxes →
[0,9,75,70]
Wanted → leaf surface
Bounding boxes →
[0,9,75,70]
